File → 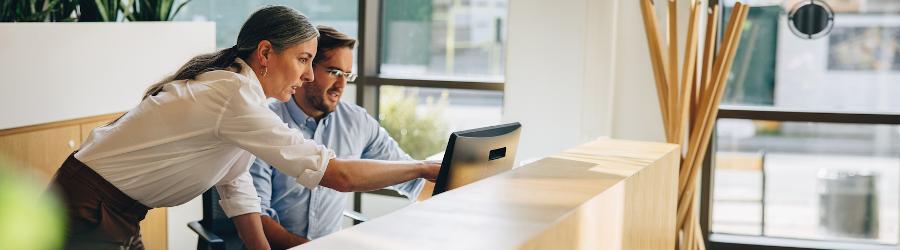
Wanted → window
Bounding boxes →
[380,0,506,80]
[378,86,502,159]
[175,0,507,223]
[369,0,508,161]
[713,117,899,244]
[719,1,900,113]
[177,1,362,107]
[176,0,359,51]
[350,0,507,221]
[707,1,900,249]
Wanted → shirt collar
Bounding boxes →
[234,57,263,91]
[284,96,334,129]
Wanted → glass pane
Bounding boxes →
[343,83,357,105]
[721,1,900,113]
[378,86,503,160]
[712,118,899,244]
[380,0,507,80]
[176,0,358,48]
[175,0,360,72]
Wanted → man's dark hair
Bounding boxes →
[313,25,357,65]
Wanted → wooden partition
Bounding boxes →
[0,113,167,250]
[294,139,679,249]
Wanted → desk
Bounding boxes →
[293,139,679,249]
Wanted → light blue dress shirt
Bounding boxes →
[250,100,424,240]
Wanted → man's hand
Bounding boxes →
[260,215,309,249]
[419,160,441,181]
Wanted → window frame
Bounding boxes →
[354,0,505,117]
[352,0,506,219]
[700,3,900,248]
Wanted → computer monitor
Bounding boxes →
[432,122,522,196]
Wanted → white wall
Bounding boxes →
[0,22,215,250]
[505,0,701,160]
[0,22,214,129]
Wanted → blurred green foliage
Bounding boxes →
[76,0,120,21]
[0,0,190,22]
[0,160,66,250]
[121,0,192,21]
[0,0,60,22]
[379,87,449,160]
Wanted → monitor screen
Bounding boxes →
[432,122,521,196]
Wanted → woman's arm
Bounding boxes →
[232,212,271,250]
[319,159,440,192]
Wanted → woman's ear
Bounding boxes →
[256,40,273,67]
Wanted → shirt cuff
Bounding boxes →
[219,195,262,218]
[403,178,426,202]
[294,148,336,188]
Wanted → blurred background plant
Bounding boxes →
[50,0,77,21]
[0,0,60,22]
[77,0,120,21]
[0,158,66,250]
[0,0,190,22]
[121,0,191,21]
[379,86,449,160]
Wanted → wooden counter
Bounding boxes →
[293,139,679,249]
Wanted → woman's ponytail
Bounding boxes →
[141,5,318,100]
[141,46,243,100]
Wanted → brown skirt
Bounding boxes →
[50,153,150,250]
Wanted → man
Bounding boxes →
[250,26,427,249]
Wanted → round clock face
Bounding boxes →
[788,0,835,40]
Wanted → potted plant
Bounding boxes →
[0,0,58,22]
[76,0,120,21]
[121,0,192,21]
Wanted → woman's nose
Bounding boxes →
[302,65,314,83]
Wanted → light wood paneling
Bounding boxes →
[140,208,168,250]
[80,120,113,142]
[716,152,763,171]
[294,139,679,250]
[0,125,80,187]
[0,112,165,250]
[0,112,123,137]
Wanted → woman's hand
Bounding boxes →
[419,160,441,181]
[321,159,441,192]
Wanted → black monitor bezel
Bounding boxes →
[432,122,521,195]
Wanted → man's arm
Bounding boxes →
[260,215,309,249]
[249,159,309,249]
[232,213,271,250]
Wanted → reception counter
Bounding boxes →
[293,139,679,249]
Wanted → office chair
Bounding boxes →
[188,189,370,250]
[187,188,241,250]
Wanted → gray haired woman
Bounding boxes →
[50,6,439,250]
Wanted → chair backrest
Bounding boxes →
[200,188,244,250]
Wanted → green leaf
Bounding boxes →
[169,0,191,21]
[93,0,109,21]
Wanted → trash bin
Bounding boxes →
[817,169,879,239]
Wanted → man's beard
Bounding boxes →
[304,84,336,115]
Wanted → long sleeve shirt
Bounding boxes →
[250,100,423,239]
[75,58,335,218]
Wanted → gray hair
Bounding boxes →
[142,5,319,99]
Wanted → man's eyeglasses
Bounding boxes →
[324,68,357,82]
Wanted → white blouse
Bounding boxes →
[75,58,334,218]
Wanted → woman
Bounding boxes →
[51,6,439,250]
